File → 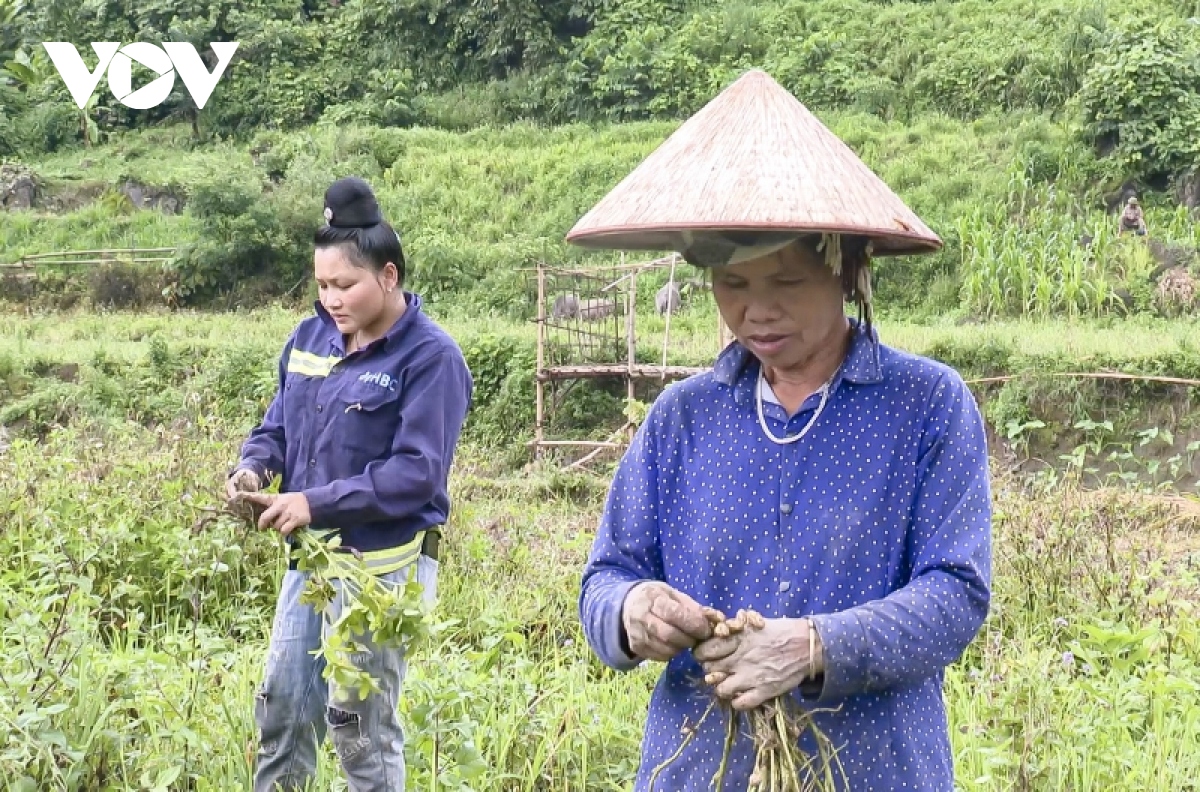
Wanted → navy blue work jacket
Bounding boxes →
[238,293,473,563]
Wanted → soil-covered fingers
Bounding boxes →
[650,590,713,642]
[630,616,705,660]
[224,490,266,524]
[728,687,770,711]
[712,670,773,710]
[693,635,740,665]
[238,493,282,529]
[622,582,715,661]
[712,670,749,700]
[228,468,260,493]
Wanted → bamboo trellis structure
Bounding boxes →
[0,247,177,278]
[528,252,732,466]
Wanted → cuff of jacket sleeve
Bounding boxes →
[801,612,868,703]
[597,580,644,672]
[302,484,337,524]
[231,460,264,482]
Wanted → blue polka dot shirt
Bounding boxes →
[579,320,993,791]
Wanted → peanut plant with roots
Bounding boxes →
[650,608,848,792]
[221,485,437,702]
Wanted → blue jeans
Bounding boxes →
[253,554,438,792]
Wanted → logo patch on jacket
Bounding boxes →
[359,371,397,391]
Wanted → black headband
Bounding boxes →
[322,176,383,228]
[678,230,804,268]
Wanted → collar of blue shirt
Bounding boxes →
[713,318,883,408]
[311,291,424,355]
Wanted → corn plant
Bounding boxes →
[954,175,1197,319]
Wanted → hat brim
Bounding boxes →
[566,222,942,262]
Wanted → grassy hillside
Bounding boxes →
[4,109,1197,319]
[3,0,1198,317]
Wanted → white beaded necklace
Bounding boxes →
[756,366,832,445]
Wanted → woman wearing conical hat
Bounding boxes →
[574,71,992,791]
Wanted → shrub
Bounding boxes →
[169,176,303,305]
[458,331,538,446]
[1075,19,1200,182]
[11,102,79,155]
[88,260,165,309]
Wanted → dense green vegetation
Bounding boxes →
[0,113,1095,311]
[1,311,1198,789]
[6,306,1200,484]
[1,0,1199,319]
[1,112,1197,318]
[2,0,1199,177]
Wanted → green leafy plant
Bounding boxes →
[224,481,436,701]
[292,530,435,701]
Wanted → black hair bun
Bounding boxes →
[322,176,383,228]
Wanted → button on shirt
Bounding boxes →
[579,322,992,791]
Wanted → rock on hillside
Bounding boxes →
[0,163,184,214]
[0,163,39,209]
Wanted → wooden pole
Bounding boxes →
[626,261,637,444]
[6,257,175,267]
[625,255,635,376]
[711,263,731,352]
[566,422,635,471]
[19,247,175,261]
[662,253,677,374]
[535,262,546,461]
[527,439,625,449]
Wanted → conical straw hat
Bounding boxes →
[565,69,941,260]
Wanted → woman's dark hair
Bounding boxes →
[837,235,874,336]
[786,233,875,335]
[314,176,406,282]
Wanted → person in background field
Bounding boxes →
[568,70,993,791]
[1120,195,1147,236]
[226,176,473,792]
